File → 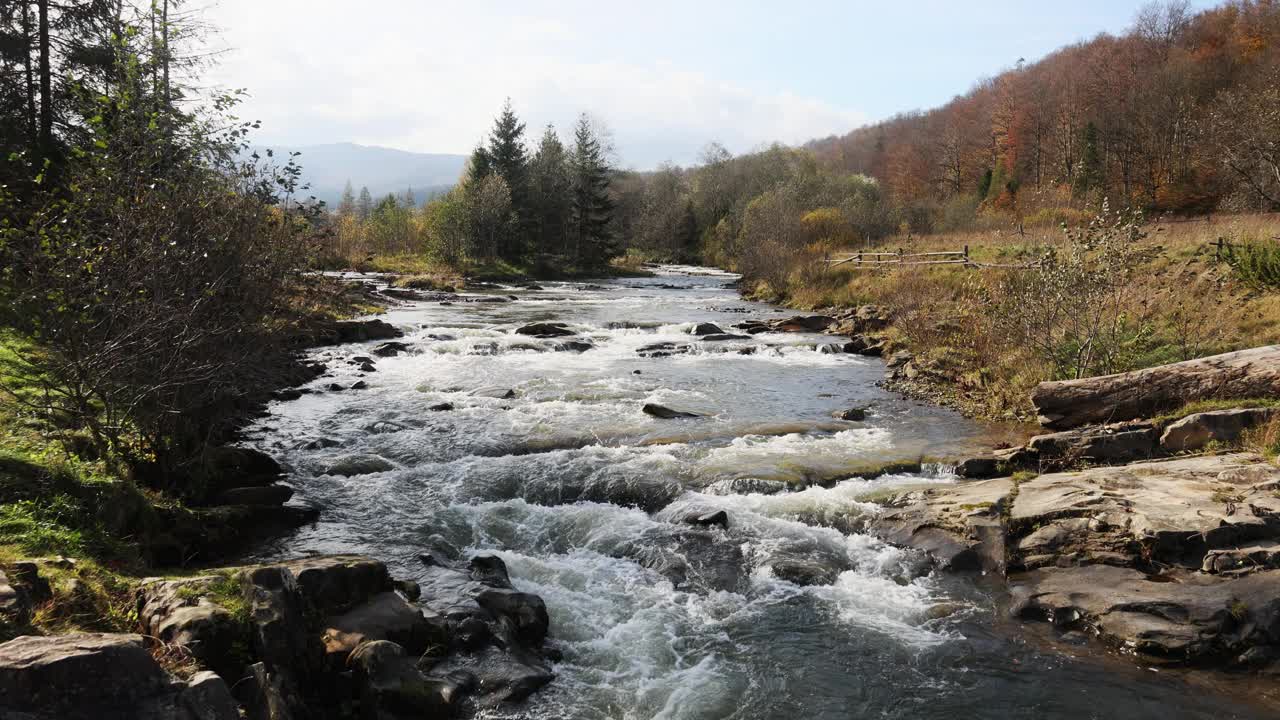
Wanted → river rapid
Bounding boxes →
[244,266,1270,720]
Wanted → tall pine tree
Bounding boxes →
[569,114,614,269]
[528,124,572,257]
[356,185,374,219]
[485,99,529,260]
[337,180,356,216]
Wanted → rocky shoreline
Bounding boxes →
[5,283,1280,717]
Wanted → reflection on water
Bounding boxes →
[245,267,1269,720]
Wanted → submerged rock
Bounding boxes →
[373,341,412,357]
[833,407,867,422]
[643,403,700,419]
[514,322,575,338]
[636,342,692,358]
[620,529,748,594]
[323,454,395,476]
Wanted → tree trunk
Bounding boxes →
[21,1,37,148]
[1031,345,1280,429]
[36,0,51,160]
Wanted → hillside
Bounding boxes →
[260,142,467,206]
[804,0,1280,227]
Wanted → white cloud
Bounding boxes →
[200,0,867,167]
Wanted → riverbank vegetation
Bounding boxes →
[0,0,359,598]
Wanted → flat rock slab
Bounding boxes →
[1009,453,1280,565]
[1011,564,1280,663]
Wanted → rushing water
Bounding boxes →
[245,267,1270,720]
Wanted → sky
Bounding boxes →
[202,0,1222,169]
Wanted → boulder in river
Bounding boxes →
[323,454,395,476]
[643,403,700,419]
[691,322,723,336]
[833,407,867,421]
[373,341,412,357]
[554,340,594,353]
[620,528,748,594]
[313,319,404,346]
[773,315,836,333]
[683,509,729,529]
[636,342,692,358]
[514,322,575,338]
[471,386,517,400]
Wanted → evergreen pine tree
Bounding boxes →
[357,185,374,220]
[528,124,572,257]
[1074,122,1103,197]
[486,99,529,260]
[466,144,493,185]
[337,180,356,216]
[569,114,614,269]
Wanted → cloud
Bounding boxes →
[200,0,867,168]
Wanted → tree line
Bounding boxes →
[806,0,1280,233]
[321,102,618,272]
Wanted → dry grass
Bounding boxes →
[775,213,1280,420]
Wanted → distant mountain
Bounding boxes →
[255,142,468,208]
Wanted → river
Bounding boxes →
[243,266,1270,720]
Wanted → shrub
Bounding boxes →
[990,203,1157,379]
[1222,240,1280,290]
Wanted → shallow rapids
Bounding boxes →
[244,267,1270,719]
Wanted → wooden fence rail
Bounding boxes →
[825,246,969,268]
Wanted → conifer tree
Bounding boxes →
[528,124,572,257]
[486,99,529,259]
[356,185,373,220]
[569,114,614,269]
[1073,122,1104,197]
[337,180,356,216]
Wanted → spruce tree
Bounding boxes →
[337,180,356,216]
[528,124,572,257]
[1074,122,1103,197]
[486,99,529,260]
[569,114,614,269]
[357,185,374,220]
[466,144,492,185]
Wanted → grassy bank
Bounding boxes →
[0,275,378,642]
[750,213,1280,421]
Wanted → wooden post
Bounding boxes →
[964,245,969,265]
[897,248,903,264]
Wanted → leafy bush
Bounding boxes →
[991,204,1157,379]
[1223,240,1280,290]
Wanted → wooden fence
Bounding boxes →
[824,246,970,268]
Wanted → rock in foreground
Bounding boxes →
[0,633,238,720]
[870,453,1280,668]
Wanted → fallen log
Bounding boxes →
[1031,345,1280,429]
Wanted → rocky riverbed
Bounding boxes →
[4,267,1279,719]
